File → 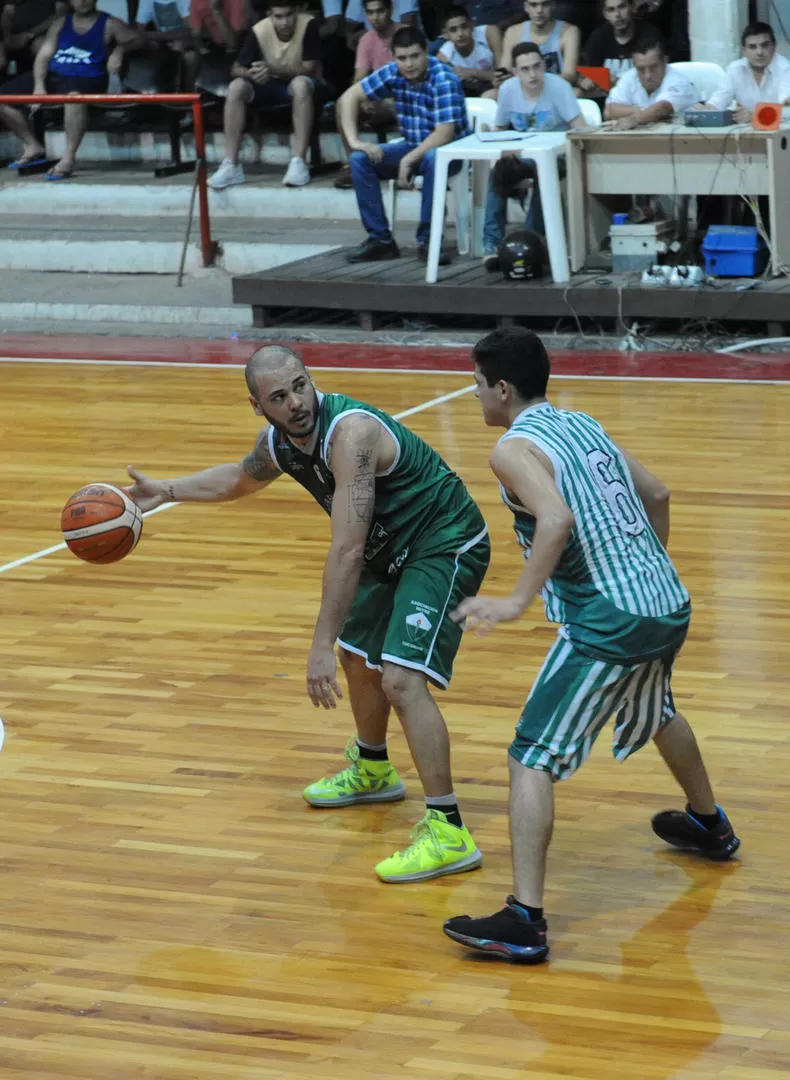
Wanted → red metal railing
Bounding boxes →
[0,93,218,267]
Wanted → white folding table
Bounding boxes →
[424,130,570,284]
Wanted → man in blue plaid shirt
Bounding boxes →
[338,26,470,264]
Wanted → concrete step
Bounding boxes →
[0,215,434,273]
[0,162,424,220]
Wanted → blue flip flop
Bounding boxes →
[45,168,73,181]
[8,155,48,170]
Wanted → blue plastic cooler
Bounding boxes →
[701,225,769,278]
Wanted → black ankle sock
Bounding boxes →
[426,800,463,828]
[356,740,388,762]
[687,804,721,830]
[511,898,543,921]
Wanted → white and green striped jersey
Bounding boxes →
[500,402,689,647]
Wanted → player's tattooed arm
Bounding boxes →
[309,418,380,678]
[241,426,282,485]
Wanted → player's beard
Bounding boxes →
[264,392,319,438]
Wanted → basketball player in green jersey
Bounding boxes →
[126,344,490,883]
[442,327,739,963]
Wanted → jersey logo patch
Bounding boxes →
[405,612,433,635]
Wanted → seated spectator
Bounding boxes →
[500,0,579,82]
[578,0,654,98]
[333,0,400,189]
[604,30,697,128]
[208,0,328,189]
[190,0,250,54]
[438,6,496,96]
[344,0,416,53]
[135,0,200,89]
[338,26,469,263]
[0,0,67,76]
[0,0,139,177]
[482,42,584,266]
[697,21,790,123]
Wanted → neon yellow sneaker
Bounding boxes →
[303,740,406,807]
[375,809,483,883]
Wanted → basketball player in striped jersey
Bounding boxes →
[126,345,490,884]
[443,327,739,964]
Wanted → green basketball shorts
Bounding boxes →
[337,526,490,689]
[510,631,682,780]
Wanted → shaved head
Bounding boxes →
[245,344,306,396]
[245,345,319,441]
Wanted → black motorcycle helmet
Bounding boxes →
[498,230,545,280]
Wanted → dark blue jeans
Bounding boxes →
[349,140,462,247]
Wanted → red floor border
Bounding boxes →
[1,333,789,381]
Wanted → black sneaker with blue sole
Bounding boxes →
[443,896,549,964]
[652,805,740,861]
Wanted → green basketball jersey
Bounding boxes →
[267,392,487,579]
[500,402,689,654]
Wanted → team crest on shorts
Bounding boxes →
[405,611,433,641]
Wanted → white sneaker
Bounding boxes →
[208,158,245,190]
[283,156,310,187]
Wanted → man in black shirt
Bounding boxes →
[208,0,330,190]
[578,0,652,98]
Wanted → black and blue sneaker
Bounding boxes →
[443,896,549,964]
[652,805,740,861]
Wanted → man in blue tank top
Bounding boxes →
[500,0,579,80]
[0,0,140,176]
[443,328,739,964]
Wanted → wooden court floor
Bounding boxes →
[0,360,789,1080]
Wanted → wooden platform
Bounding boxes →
[2,359,790,1078]
[232,247,790,330]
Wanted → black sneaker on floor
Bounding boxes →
[652,805,740,861]
[346,238,400,263]
[443,896,549,964]
[417,244,451,266]
[482,253,500,272]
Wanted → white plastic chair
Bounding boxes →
[578,97,602,127]
[387,98,494,254]
[670,61,727,103]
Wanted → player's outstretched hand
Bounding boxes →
[307,644,343,709]
[125,466,168,513]
[451,595,523,635]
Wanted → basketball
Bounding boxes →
[61,482,143,565]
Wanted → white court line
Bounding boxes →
[2,355,790,385]
[0,383,476,577]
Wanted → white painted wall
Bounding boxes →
[688,0,749,65]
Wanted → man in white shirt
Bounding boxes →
[604,30,698,129]
[483,43,586,265]
[700,21,790,123]
[438,5,496,96]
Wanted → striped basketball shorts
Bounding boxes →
[510,633,680,781]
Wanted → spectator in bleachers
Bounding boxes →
[696,21,790,123]
[333,0,400,189]
[135,0,200,88]
[190,0,250,53]
[344,0,416,53]
[208,0,326,189]
[500,0,579,83]
[633,0,687,61]
[577,0,653,98]
[438,6,496,96]
[0,0,67,76]
[603,30,697,128]
[482,42,584,267]
[339,26,469,263]
[0,0,139,176]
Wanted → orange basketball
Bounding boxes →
[61,483,143,564]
